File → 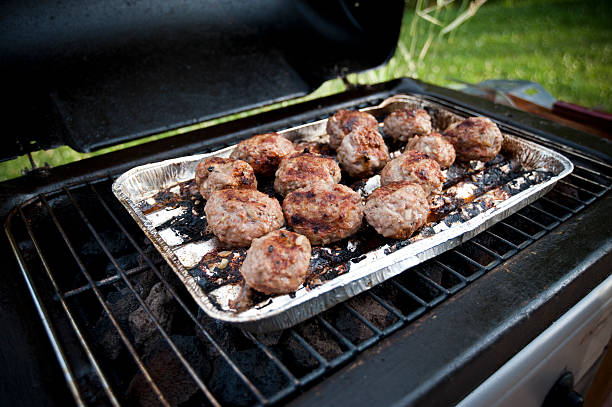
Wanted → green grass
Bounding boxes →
[418,0,612,111]
[352,0,612,112]
[1,0,610,182]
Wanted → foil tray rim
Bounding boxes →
[112,94,574,332]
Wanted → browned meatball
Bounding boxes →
[195,157,257,200]
[294,141,334,156]
[283,182,363,245]
[229,133,296,176]
[336,126,390,179]
[365,182,430,239]
[443,117,503,162]
[274,152,341,197]
[380,150,444,198]
[326,109,379,150]
[383,109,433,142]
[240,230,311,295]
[204,189,284,247]
[405,132,456,169]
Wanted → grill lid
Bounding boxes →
[1,0,404,161]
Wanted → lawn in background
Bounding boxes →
[355,0,611,112]
[1,0,610,182]
[418,0,611,111]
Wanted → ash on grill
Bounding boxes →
[137,150,554,312]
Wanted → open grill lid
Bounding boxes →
[2,0,404,161]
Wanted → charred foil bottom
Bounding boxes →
[143,163,554,300]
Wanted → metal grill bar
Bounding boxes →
[483,230,520,250]
[62,262,164,299]
[497,220,535,239]
[467,240,504,260]
[453,244,499,269]
[390,280,428,307]
[342,303,381,335]
[447,250,486,280]
[557,180,597,204]
[285,333,326,387]
[16,207,120,406]
[529,202,560,226]
[414,270,451,296]
[568,174,607,195]
[243,331,299,386]
[5,217,87,407]
[316,316,357,354]
[288,329,328,367]
[550,189,587,207]
[88,181,269,404]
[62,187,224,407]
[341,303,381,350]
[368,291,405,320]
[38,194,172,407]
[577,164,612,178]
[532,200,572,221]
[573,166,612,184]
[512,212,553,232]
[433,259,470,282]
[520,204,563,223]
[540,196,578,214]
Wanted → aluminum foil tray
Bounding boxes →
[112,94,573,333]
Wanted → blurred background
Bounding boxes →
[1,0,610,181]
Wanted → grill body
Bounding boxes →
[1,79,611,406]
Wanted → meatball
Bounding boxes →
[274,152,341,197]
[383,108,433,142]
[326,109,379,150]
[195,157,257,200]
[283,182,363,245]
[204,189,284,247]
[229,133,295,176]
[336,126,390,179]
[443,117,503,162]
[240,230,312,295]
[380,150,444,198]
[405,132,456,168]
[294,141,334,156]
[365,182,430,239]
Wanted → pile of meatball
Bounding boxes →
[195,109,503,304]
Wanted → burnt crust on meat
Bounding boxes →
[229,132,296,176]
[283,182,364,245]
[443,116,503,162]
[365,181,430,239]
[204,189,284,247]
[274,152,341,196]
[326,109,379,150]
[380,150,444,198]
[383,108,433,142]
[405,132,456,169]
[336,126,390,179]
[195,157,257,200]
[240,230,312,295]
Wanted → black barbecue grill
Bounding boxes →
[1,1,611,407]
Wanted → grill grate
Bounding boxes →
[5,107,612,406]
